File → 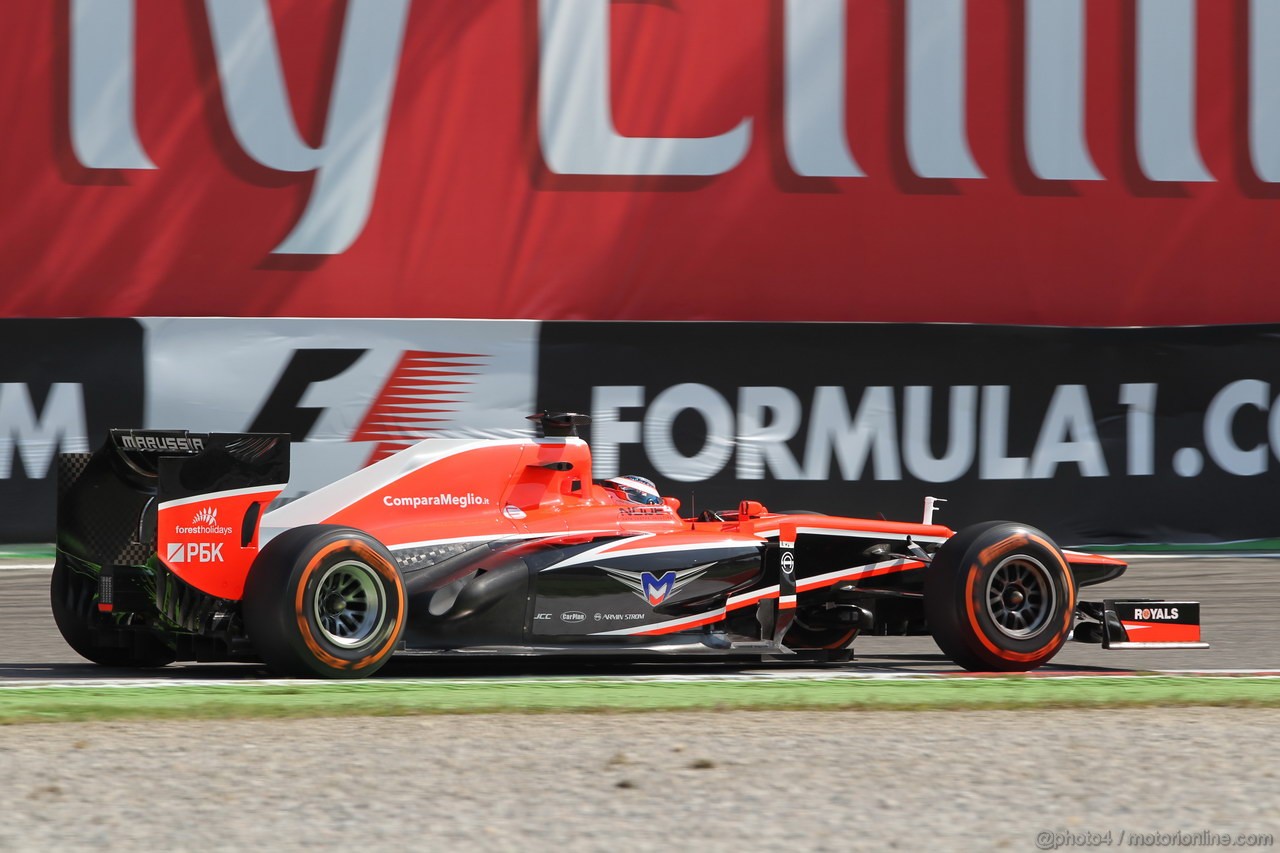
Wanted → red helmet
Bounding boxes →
[602,475,662,505]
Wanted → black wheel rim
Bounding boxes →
[313,560,384,647]
[984,555,1056,640]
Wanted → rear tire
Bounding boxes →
[242,526,406,679]
[49,558,175,668]
[925,521,1075,672]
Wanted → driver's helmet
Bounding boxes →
[602,475,662,505]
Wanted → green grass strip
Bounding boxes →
[1,676,1278,725]
[0,543,54,560]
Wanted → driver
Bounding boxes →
[601,474,662,506]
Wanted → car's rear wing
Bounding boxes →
[59,430,290,601]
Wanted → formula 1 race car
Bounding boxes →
[52,414,1207,678]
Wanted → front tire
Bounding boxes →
[242,526,407,679]
[925,521,1075,672]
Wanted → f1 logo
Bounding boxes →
[249,348,484,464]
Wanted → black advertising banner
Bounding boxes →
[537,323,1280,546]
[0,320,145,542]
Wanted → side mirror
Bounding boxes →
[738,500,767,519]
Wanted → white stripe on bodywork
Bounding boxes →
[386,534,508,552]
[727,585,780,610]
[543,535,762,571]
[591,557,924,637]
[159,483,288,511]
[796,558,924,591]
[385,528,631,554]
[261,437,575,530]
[753,527,948,545]
[590,607,728,637]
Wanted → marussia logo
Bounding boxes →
[600,565,710,607]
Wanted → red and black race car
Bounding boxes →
[53,413,1207,678]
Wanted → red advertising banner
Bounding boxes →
[2,0,1279,324]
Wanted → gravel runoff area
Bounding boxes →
[1,708,1278,851]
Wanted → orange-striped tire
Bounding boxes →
[924,521,1076,672]
[242,526,406,679]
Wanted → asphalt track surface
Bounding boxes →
[3,555,1278,853]
[3,556,1275,681]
